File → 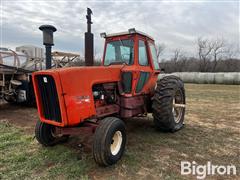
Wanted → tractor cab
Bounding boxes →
[101,28,160,96]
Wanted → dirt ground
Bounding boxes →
[0,102,37,133]
[0,84,239,179]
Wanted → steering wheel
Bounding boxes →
[121,54,130,60]
[108,61,127,65]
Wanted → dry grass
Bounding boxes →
[0,84,239,179]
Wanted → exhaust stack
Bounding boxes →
[39,25,57,69]
[85,8,94,66]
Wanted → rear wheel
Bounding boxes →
[93,117,126,166]
[152,76,186,132]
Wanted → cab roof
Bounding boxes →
[101,28,154,41]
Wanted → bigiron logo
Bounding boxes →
[181,161,237,179]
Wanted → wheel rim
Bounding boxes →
[110,131,123,155]
[172,89,185,123]
[50,127,57,138]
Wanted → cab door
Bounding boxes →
[134,37,161,95]
[148,42,161,91]
[134,38,153,94]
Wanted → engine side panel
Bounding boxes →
[33,66,123,127]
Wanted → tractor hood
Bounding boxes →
[32,65,123,126]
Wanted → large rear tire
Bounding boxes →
[93,117,126,166]
[152,76,186,132]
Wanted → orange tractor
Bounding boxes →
[33,9,186,166]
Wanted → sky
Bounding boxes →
[1,0,239,59]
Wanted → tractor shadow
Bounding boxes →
[63,116,154,154]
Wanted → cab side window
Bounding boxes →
[149,43,160,70]
[138,40,148,66]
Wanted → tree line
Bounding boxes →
[157,37,240,73]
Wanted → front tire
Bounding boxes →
[152,76,186,132]
[93,117,126,166]
[35,121,69,146]
[35,121,56,146]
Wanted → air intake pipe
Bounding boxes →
[39,25,57,69]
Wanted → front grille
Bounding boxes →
[36,75,62,123]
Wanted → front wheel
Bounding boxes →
[93,117,126,166]
[35,121,69,146]
[152,75,186,132]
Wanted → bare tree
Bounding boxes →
[179,55,188,72]
[224,43,239,59]
[171,48,187,72]
[197,37,214,72]
[211,38,226,72]
[156,43,166,62]
[173,48,180,71]
[221,44,239,72]
[160,38,239,73]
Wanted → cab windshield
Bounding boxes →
[104,39,134,65]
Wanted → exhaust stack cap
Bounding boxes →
[128,28,136,34]
[39,25,57,46]
[100,32,106,38]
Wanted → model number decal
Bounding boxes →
[74,96,90,103]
